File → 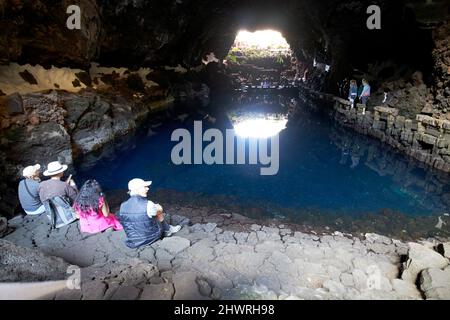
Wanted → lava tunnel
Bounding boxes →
[1,0,450,299]
[0,0,448,215]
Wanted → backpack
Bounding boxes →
[44,196,78,229]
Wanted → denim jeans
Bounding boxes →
[361,96,369,105]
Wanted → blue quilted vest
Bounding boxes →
[118,196,162,248]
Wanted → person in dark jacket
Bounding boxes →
[118,178,181,249]
[18,164,45,215]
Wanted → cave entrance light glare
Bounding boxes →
[227,29,292,60]
[234,30,290,51]
[231,113,288,138]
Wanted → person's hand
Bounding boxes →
[155,210,164,222]
[156,204,163,212]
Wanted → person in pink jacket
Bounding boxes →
[73,179,123,234]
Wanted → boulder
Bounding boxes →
[441,242,450,259]
[323,280,346,297]
[391,279,422,299]
[401,243,449,283]
[377,261,400,280]
[110,285,141,300]
[0,240,71,282]
[72,125,114,153]
[0,217,7,237]
[64,97,91,126]
[140,283,174,300]
[202,222,217,233]
[172,271,207,300]
[158,236,190,255]
[81,280,108,300]
[420,267,450,300]
[197,278,212,297]
[364,233,393,245]
[373,106,399,117]
[1,93,24,115]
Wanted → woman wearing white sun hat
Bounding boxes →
[118,178,181,248]
[18,164,45,215]
[38,161,78,205]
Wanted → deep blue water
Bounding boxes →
[75,93,450,218]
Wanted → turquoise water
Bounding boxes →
[75,93,450,219]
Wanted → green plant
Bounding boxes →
[227,53,238,63]
[276,55,284,64]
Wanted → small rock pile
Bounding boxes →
[400,241,450,299]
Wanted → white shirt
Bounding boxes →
[146,200,158,218]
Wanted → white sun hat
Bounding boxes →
[43,161,68,176]
[128,178,152,193]
[22,164,41,178]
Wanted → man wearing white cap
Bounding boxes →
[38,161,78,204]
[18,164,45,215]
[118,178,181,249]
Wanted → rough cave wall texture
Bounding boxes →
[0,1,447,79]
[0,0,449,100]
[0,0,449,217]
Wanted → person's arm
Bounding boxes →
[146,201,158,218]
[100,197,109,217]
[66,184,78,204]
[155,204,164,222]
[38,184,46,203]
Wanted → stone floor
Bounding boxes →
[1,204,449,300]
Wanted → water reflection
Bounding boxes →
[227,102,288,138]
[74,91,450,239]
[330,123,450,213]
[230,92,450,214]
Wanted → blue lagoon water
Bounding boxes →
[75,93,450,236]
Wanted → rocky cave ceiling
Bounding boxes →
[0,0,449,86]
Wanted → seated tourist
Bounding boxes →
[18,164,45,215]
[118,178,181,249]
[39,161,78,204]
[73,179,123,234]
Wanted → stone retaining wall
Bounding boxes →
[299,86,450,173]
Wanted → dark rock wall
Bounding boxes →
[432,20,450,117]
[2,1,448,110]
[0,0,101,67]
[0,1,445,66]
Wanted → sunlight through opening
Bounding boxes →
[233,117,288,138]
[234,30,290,50]
[226,29,292,63]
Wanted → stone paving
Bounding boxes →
[2,205,450,300]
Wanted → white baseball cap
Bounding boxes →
[22,164,41,178]
[128,178,152,192]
